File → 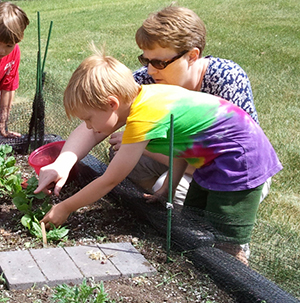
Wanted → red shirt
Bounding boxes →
[0,44,20,91]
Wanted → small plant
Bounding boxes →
[0,273,6,284]
[0,144,68,241]
[50,278,111,303]
[12,176,69,241]
[0,144,22,197]
[0,273,9,302]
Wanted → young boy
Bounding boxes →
[38,50,282,264]
[0,2,29,137]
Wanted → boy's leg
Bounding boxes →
[0,106,21,138]
[0,91,20,138]
[183,180,263,264]
[184,178,208,209]
[205,185,263,244]
[205,185,263,265]
[0,106,7,136]
[260,177,272,203]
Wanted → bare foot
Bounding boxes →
[0,130,21,138]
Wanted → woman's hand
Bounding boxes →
[143,186,169,205]
[109,131,124,152]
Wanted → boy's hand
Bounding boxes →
[41,203,70,229]
[34,163,69,196]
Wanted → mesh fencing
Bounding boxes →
[76,155,300,303]
[6,73,109,161]
[1,73,299,303]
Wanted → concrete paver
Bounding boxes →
[0,242,156,290]
[99,242,155,277]
[30,247,83,287]
[0,250,46,290]
[64,245,120,282]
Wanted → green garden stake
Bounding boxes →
[37,12,42,91]
[32,51,41,150]
[41,21,53,75]
[166,114,174,263]
[27,13,53,152]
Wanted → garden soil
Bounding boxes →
[0,154,234,303]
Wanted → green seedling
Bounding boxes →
[0,144,22,196]
[12,176,69,241]
[50,278,110,303]
[0,145,68,242]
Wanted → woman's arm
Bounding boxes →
[144,158,188,203]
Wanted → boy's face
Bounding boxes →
[0,42,16,59]
[76,104,118,136]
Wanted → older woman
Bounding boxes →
[109,5,270,207]
[108,6,274,264]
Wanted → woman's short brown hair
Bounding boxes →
[0,2,29,44]
[136,6,206,56]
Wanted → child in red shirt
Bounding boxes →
[0,2,29,137]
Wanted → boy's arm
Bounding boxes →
[41,140,149,228]
[143,150,195,175]
[110,131,195,175]
[0,90,14,107]
[35,122,108,196]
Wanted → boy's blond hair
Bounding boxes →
[64,47,140,118]
[136,5,206,56]
[0,2,29,44]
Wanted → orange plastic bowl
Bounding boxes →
[28,141,65,175]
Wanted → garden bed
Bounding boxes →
[0,153,234,303]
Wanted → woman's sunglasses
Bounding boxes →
[138,50,188,70]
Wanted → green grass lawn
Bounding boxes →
[11,0,300,299]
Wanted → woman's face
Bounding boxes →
[141,45,194,89]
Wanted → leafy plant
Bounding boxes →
[12,176,69,241]
[50,278,111,303]
[0,143,68,241]
[0,144,22,196]
[0,273,9,302]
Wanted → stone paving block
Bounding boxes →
[98,242,156,277]
[0,250,46,290]
[0,243,156,290]
[64,245,120,282]
[30,247,83,287]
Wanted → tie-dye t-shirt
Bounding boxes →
[122,84,282,191]
[133,56,258,124]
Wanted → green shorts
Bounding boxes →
[184,179,264,244]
